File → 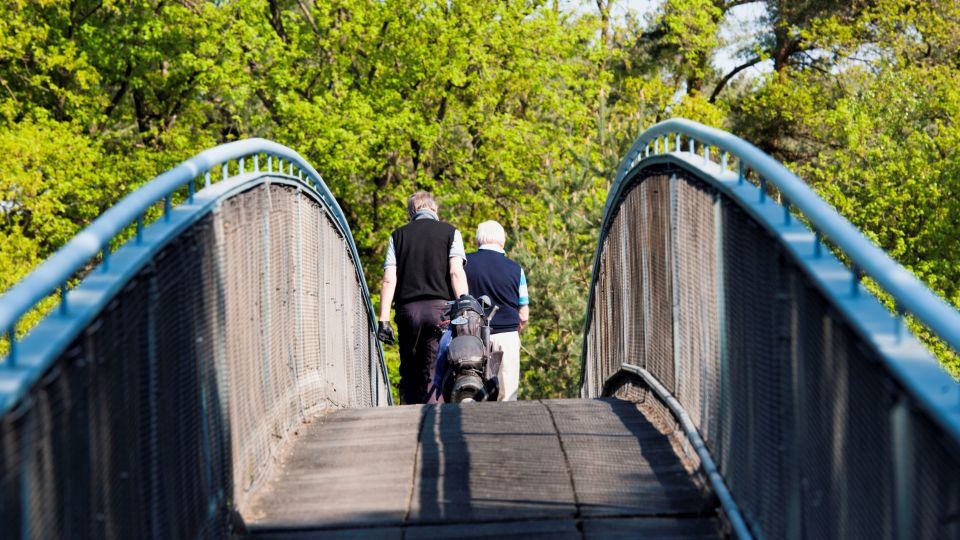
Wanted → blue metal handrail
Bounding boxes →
[616,118,960,355]
[582,117,960,539]
[0,138,375,366]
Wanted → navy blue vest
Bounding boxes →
[465,249,521,333]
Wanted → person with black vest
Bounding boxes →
[464,220,529,401]
[377,191,468,404]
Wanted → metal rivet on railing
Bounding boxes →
[851,265,862,297]
[60,282,69,316]
[814,231,823,258]
[239,157,245,175]
[204,171,211,189]
[136,214,144,245]
[738,161,744,185]
[164,194,172,221]
[783,197,791,225]
[759,177,767,203]
[254,154,260,172]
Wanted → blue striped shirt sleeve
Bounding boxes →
[518,268,529,306]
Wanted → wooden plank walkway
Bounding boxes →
[241,398,722,539]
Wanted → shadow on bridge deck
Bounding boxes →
[240,398,723,539]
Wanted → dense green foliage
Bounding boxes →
[1,0,957,393]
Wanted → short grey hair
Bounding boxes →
[407,191,438,218]
[476,220,506,247]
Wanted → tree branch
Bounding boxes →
[267,0,288,43]
[297,0,320,35]
[255,87,284,127]
[709,56,763,103]
[99,62,133,130]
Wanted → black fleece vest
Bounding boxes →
[392,219,456,304]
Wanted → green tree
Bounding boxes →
[725,0,960,375]
[1,0,957,382]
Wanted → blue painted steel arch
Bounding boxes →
[584,118,960,439]
[0,138,389,414]
[581,118,960,539]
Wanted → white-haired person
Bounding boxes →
[464,220,529,401]
[378,191,469,404]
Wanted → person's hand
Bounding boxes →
[377,321,396,344]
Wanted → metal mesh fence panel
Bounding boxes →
[624,188,646,376]
[351,262,369,406]
[583,303,597,396]
[266,186,300,435]
[79,259,156,539]
[323,214,351,404]
[589,180,654,394]
[791,268,895,539]
[673,177,719,442]
[223,187,269,498]
[607,204,626,375]
[584,166,960,539]
[719,200,790,538]
[596,234,614,387]
[909,414,960,539]
[640,176,675,392]
[0,180,383,538]
[299,190,324,414]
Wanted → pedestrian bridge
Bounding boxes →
[1,119,958,539]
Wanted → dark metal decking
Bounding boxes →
[241,398,722,538]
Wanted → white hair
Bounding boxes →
[475,220,506,247]
[407,191,438,219]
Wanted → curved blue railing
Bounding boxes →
[584,117,960,429]
[0,138,387,411]
[614,119,960,354]
[582,118,960,539]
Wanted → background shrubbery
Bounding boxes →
[2,0,957,395]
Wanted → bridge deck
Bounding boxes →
[242,398,722,539]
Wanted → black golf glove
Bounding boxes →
[377,321,396,344]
